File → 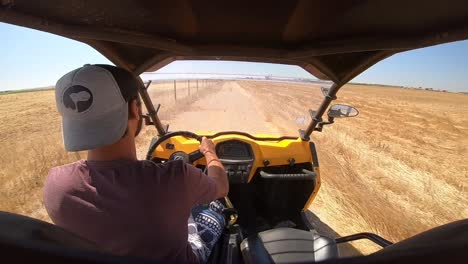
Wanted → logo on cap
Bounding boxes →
[63,85,94,113]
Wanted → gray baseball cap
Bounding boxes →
[55,64,140,151]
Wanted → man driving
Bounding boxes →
[43,64,229,263]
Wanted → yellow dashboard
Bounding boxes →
[150,132,321,210]
[150,133,317,178]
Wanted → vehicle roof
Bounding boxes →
[1,0,468,83]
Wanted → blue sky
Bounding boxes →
[1,22,468,92]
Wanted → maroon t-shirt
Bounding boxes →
[43,159,218,263]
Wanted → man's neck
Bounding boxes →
[87,136,137,161]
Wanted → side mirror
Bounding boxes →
[142,114,154,125]
[321,86,330,96]
[327,104,359,118]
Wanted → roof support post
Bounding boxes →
[300,82,342,141]
[138,80,167,136]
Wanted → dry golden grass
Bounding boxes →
[238,81,468,253]
[312,85,468,253]
[0,90,81,221]
[0,81,466,255]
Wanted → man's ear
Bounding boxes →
[129,100,140,120]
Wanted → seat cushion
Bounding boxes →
[240,227,338,264]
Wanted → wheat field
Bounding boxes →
[0,80,466,254]
[308,85,468,253]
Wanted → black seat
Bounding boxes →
[240,227,338,264]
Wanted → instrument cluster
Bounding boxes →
[216,140,254,183]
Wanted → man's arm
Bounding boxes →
[200,137,229,198]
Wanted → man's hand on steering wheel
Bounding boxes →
[186,136,216,163]
[199,137,216,156]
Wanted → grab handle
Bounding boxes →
[259,169,316,181]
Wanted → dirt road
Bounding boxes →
[167,81,281,135]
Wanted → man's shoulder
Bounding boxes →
[47,159,190,182]
[45,160,89,193]
[48,160,86,176]
[48,159,174,170]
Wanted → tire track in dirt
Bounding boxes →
[162,81,281,135]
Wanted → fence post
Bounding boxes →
[196,79,199,93]
[174,80,177,102]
